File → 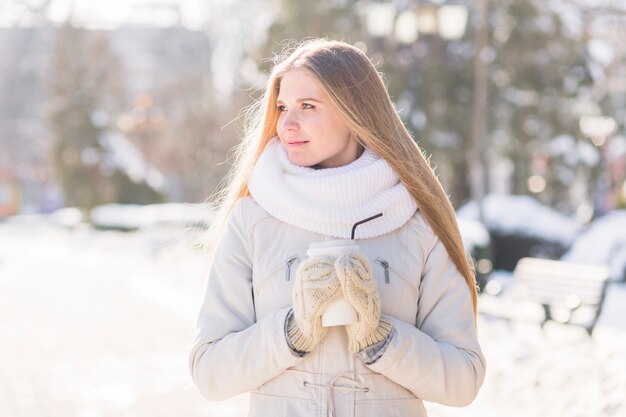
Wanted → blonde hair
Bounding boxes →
[204,39,478,316]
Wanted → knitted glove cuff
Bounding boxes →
[286,310,324,353]
[284,309,310,357]
[349,316,393,353]
[359,325,395,364]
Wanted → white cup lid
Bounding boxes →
[307,239,359,257]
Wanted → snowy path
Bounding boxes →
[0,219,624,417]
[0,220,247,417]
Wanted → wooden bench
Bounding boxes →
[480,257,611,336]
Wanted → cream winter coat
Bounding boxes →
[189,196,486,417]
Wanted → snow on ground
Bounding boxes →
[0,215,625,417]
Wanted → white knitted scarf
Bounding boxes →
[247,139,417,239]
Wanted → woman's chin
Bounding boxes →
[286,154,315,168]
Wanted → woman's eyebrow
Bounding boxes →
[276,97,323,103]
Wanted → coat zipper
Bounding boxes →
[285,255,300,281]
[375,258,390,283]
[375,257,419,297]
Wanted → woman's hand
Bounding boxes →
[335,252,393,353]
[287,256,342,353]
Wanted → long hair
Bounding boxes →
[203,39,478,317]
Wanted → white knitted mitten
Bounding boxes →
[335,252,393,353]
[287,256,343,353]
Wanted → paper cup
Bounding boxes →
[321,298,357,327]
[307,240,359,327]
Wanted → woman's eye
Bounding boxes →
[277,105,286,112]
[302,103,314,110]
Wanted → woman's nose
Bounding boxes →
[280,111,299,131]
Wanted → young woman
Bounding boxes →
[189,39,485,417]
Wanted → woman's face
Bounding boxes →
[276,69,361,169]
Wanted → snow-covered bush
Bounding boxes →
[457,217,492,290]
[457,194,580,271]
[563,210,626,281]
[90,203,214,231]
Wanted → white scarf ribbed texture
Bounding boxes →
[247,139,417,239]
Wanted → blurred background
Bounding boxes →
[0,0,625,416]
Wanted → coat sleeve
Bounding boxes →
[188,200,304,401]
[363,235,486,407]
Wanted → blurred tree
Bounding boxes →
[111,26,240,203]
[138,71,236,203]
[488,0,593,210]
[371,0,593,210]
[373,28,476,206]
[257,0,364,71]
[47,23,165,209]
[0,24,54,196]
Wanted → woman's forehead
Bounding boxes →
[277,69,324,100]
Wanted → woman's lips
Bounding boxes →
[286,140,309,147]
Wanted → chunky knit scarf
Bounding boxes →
[247,139,417,239]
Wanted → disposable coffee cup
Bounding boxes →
[307,239,359,327]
